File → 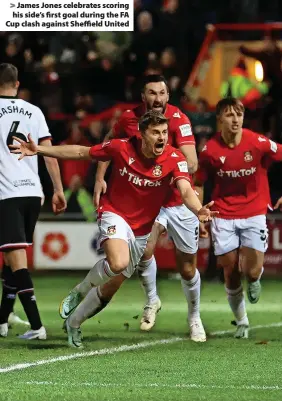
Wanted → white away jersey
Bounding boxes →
[0,96,51,200]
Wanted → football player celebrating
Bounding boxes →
[10,110,217,348]
[195,97,282,339]
[63,74,206,342]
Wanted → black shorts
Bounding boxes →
[0,197,41,251]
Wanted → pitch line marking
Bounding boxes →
[23,381,282,391]
[0,322,281,373]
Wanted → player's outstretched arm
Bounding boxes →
[176,178,218,222]
[10,134,91,160]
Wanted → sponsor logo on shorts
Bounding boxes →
[152,165,162,177]
[244,151,253,162]
[107,225,116,235]
[217,167,256,178]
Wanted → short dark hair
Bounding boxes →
[139,110,169,133]
[216,97,244,116]
[0,63,18,87]
[142,74,168,92]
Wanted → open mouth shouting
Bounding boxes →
[154,142,165,154]
[152,102,164,112]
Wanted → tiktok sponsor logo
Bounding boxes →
[217,167,256,178]
[119,167,162,187]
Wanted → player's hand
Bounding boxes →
[9,133,37,160]
[274,197,282,211]
[93,179,107,209]
[197,201,219,222]
[52,191,67,215]
[199,222,209,238]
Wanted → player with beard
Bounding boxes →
[59,75,206,342]
[10,110,217,347]
[195,97,282,338]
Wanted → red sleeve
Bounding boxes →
[112,111,129,138]
[257,136,282,161]
[173,112,196,147]
[171,157,192,186]
[194,148,210,184]
[89,139,122,161]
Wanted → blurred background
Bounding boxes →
[2,0,282,276]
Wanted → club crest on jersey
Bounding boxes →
[244,151,253,162]
[107,225,116,235]
[152,165,162,177]
[173,112,181,118]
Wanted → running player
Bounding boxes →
[67,74,205,342]
[194,97,282,338]
[10,110,217,348]
[0,63,66,340]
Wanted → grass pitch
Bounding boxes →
[0,274,282,401]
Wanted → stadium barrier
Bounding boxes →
[1,216,281,274]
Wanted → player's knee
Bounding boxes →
[108,257,129,274]
[177,251,196,280]
[246,265,262,282]
[179,260,196,280]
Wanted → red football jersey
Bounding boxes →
[196,129,282,219]
[113,103,195,207]
[89,137,191,235]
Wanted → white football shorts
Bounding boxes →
[211,215,268,256]
[156,205,199,254]
[97,211,149,278]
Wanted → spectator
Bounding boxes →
[187,98,216,152]
[39,54,62,114]
[240,34,282,140]
[220,57,269,109]
[59,122,95,221]
[95,32,132,63]
[129,11,162,76]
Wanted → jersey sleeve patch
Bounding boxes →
[179,124,192,137]
[270,139,277,153]
[177,161,188,172]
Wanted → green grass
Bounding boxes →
[1,275,282,401]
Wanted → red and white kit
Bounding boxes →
[113,104,199,254]
[196,129,282,255]
[89,136,191,275]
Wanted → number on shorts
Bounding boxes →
[6,121,27,148]
[260,229,266,242]
[195,226,199,242]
